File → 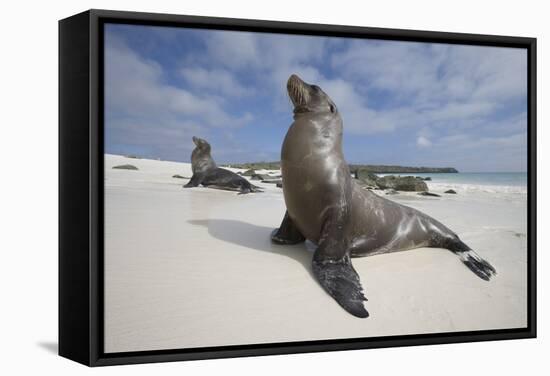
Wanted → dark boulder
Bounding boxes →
[112,164,138,170]
[262,179,283,185]
[355,168,379,187]
[418,191,441,197]
[376,175,428,191]
[444,189,457,194]
[251,174,270,180]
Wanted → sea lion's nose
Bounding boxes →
[289,73,300,81]
[288,74,303,85]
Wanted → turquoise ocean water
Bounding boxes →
[380,172,527,193]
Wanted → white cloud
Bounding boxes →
[332,41,446,102]
[415,131,527,172]
[329,40,527,137]
[417,136,432,148]
[202,31,325,73]
[104,34,256,160]
[180,67,254,97]
[201,34,398,134]
[205,37,527,137]
[438,132,526,150]
[332,41,526,105]
[105,26,527,169]
[443,45,527,102]
[315,78,396,133]
[204,31,262,69]
[106,36,253,128]
[426,101,496,122]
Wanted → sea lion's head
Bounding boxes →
[287,74,338,116]
[192,136,211,153]
[191,136,216,172]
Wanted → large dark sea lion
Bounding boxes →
[184,137,262,194]
[272,74,496,318]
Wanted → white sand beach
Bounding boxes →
[104,154,528,353]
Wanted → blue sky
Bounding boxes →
[104,24,527,172]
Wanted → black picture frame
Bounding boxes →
[59,9,537,367]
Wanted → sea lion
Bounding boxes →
[271,74,496,318]
[184,137,262,194]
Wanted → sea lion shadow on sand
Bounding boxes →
[187,219,314,278]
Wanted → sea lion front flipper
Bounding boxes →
[312,215,369,318]
[312,255,368,318]
[271,211,305,244]
[184,172,205,188]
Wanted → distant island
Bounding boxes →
[348,164,458,174]
[221,161,458,174]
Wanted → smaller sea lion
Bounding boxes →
[184,137,262,194]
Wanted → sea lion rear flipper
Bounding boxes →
[238,184,263,195]
[447,239,497,281]
[312,214,369,318]
[459,250,497,281]
[271,211,305,244]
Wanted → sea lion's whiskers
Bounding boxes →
[289,78,309,106]
[295,84,309,106]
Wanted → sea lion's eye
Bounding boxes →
[330,104,335,113]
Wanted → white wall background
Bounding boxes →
[0,0,546,374]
